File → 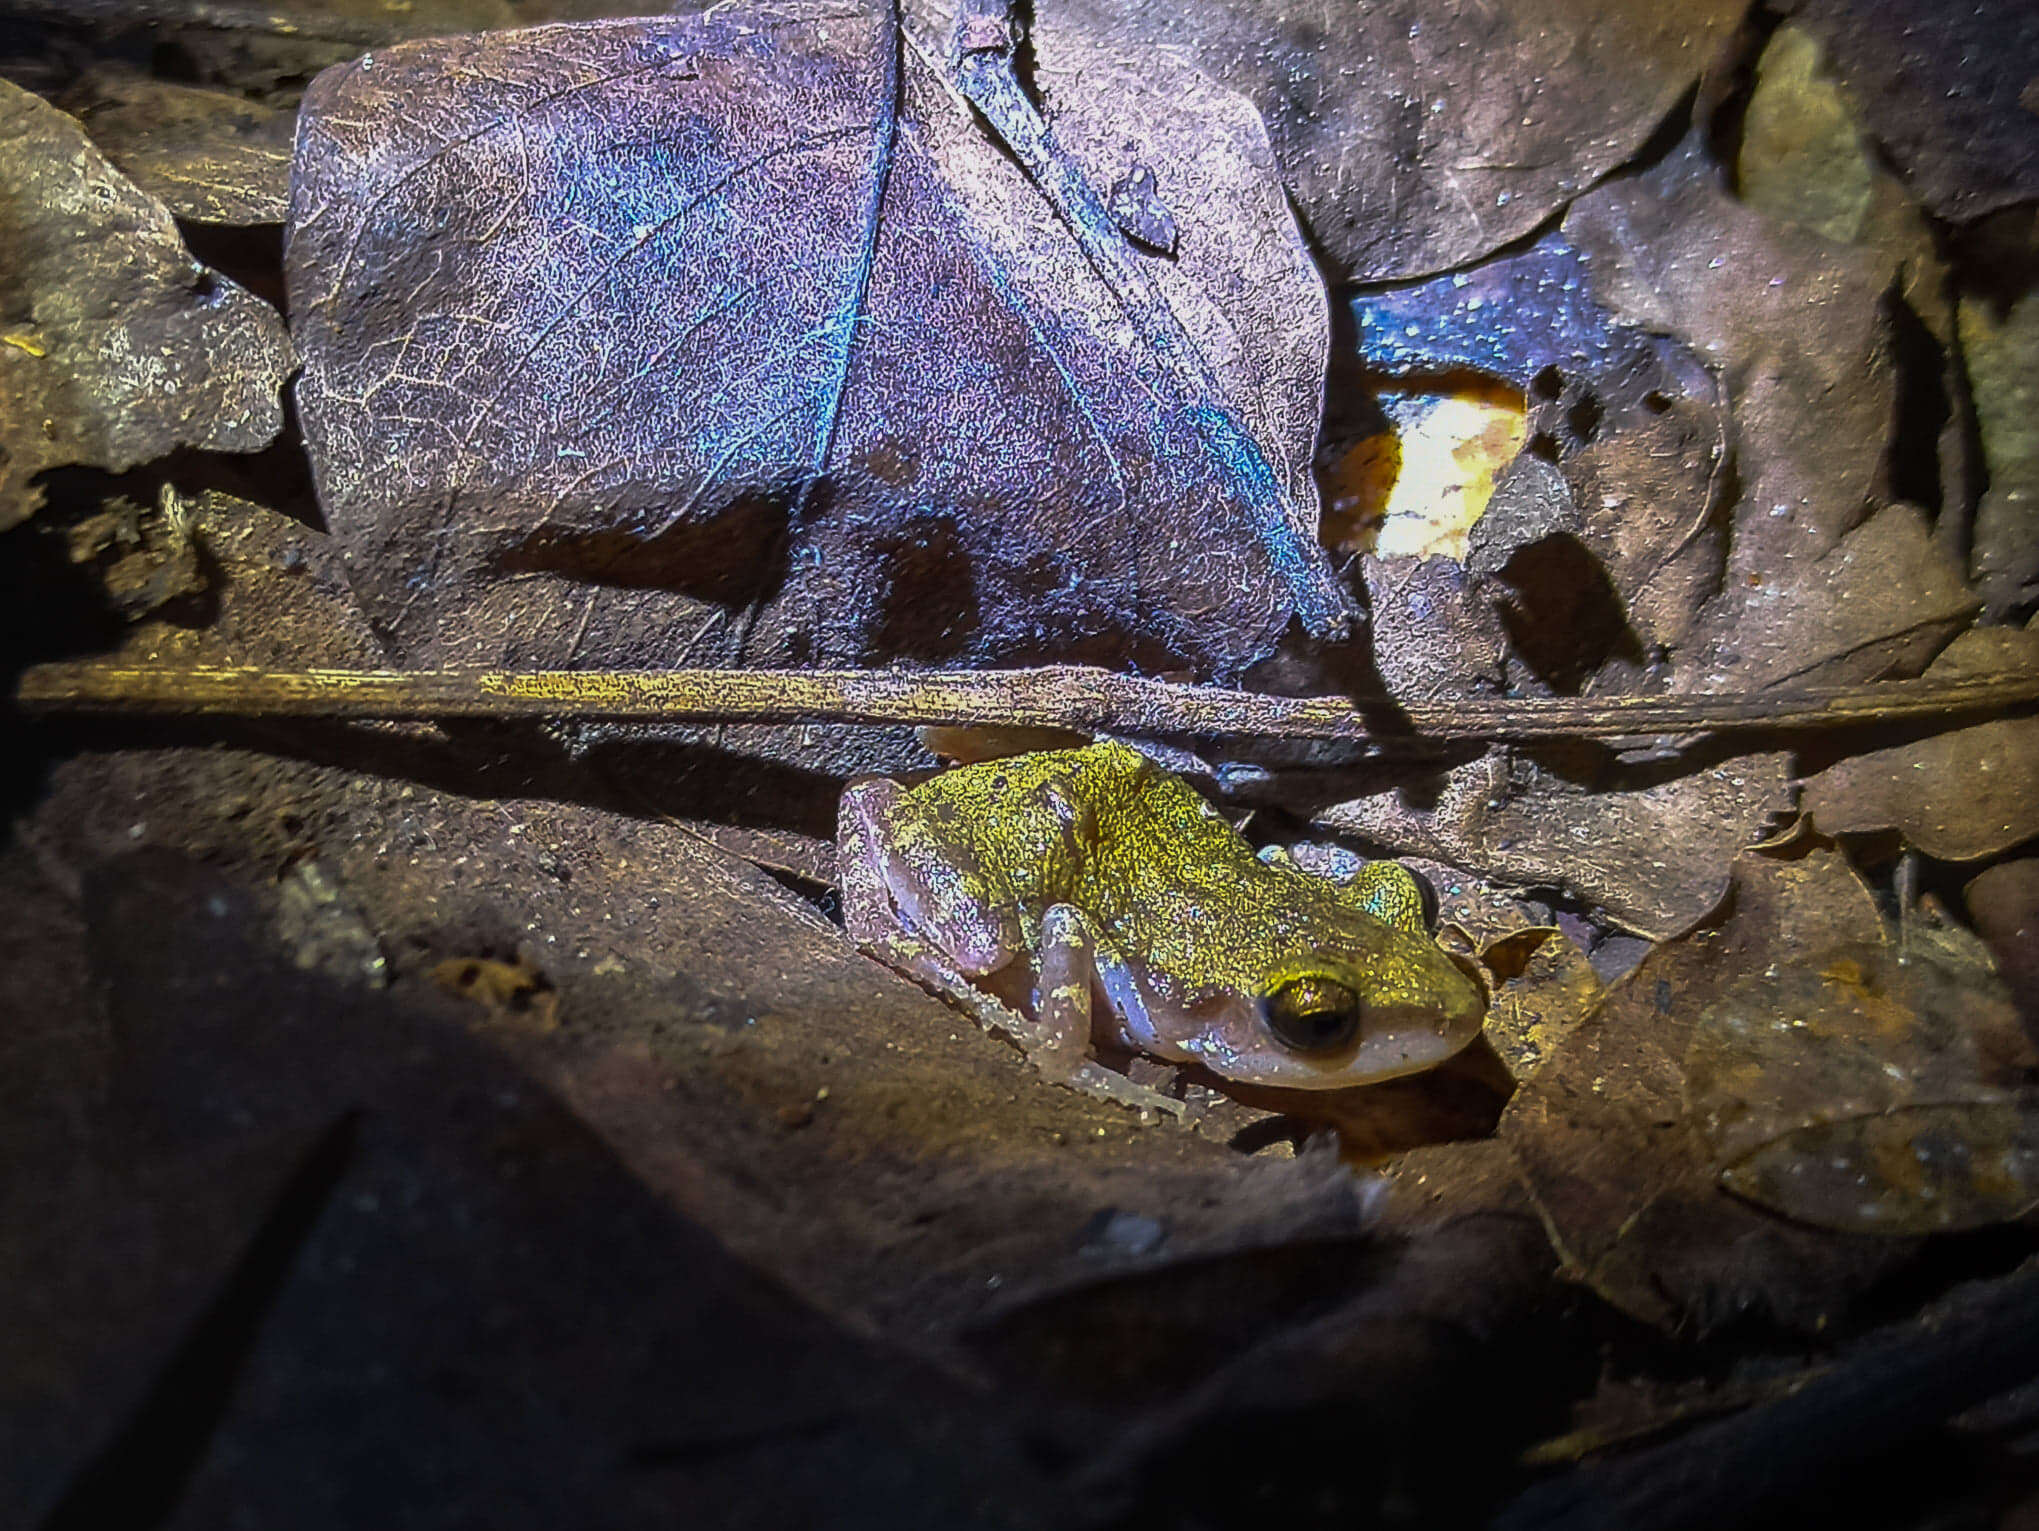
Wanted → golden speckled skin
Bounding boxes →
[839,741,1486,1101]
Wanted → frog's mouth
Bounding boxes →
[1169,967,1487,1088]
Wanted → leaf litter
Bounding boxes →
[4,0,2039,1522]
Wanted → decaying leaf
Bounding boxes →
[61,487,205,619]
[0,81,294,530]
[1688,943,2039,1234]
[1481,928,1605,1085]
[287,8,1331,677]
[1502,846,1915,1331]
[274,858,388,987]
[1802,627,2039,860]
[63,71,294,225]
[431,953,559,1031]
[1730,20,1978,571]
[1029,0,1744,281]
[1351,233,1729,683]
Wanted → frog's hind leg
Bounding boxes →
[837,779,911,948]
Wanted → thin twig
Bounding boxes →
[16,661,2038,743]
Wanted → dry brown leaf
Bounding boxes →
[1688,943,2039,1234]
[1731,20,1982,584]
[1315,746,1792,941]
[1564,137,1893,594]
[1029,0,1743,281]
[286,9,1334,677]
[1967,860,2039,1028]
[1696,502,1979,691]
[63,72,293,225]
[1502,845,1912,1332]
[0,81,294,530]
[1802,628,2039,860]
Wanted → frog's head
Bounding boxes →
[1180,924,1487,1090]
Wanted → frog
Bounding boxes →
[838,740,1487,1118]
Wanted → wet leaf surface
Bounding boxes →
[0,81,294,530]
[287,10,1330,677]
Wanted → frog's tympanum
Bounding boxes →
[839,742,1487,1116]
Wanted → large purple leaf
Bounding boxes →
[286,6,1332,676]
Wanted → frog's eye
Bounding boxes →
[1258,974,1363,1054]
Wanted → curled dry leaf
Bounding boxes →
[1031,0,1743,281]
[1314,746,1792,941]
[1502,845,1910,1332]
[1688,943,2039,1235]
[63,72,294,226]
[287,9,1330,677]
[1802,628,2039,861]
[0,81,294,531]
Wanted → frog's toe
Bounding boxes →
[1066,1060,1201,1123]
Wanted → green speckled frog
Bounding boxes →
[838,741,1487,1117]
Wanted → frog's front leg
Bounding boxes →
[1035,904,1193,1120]
[839,781,1189,1121]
